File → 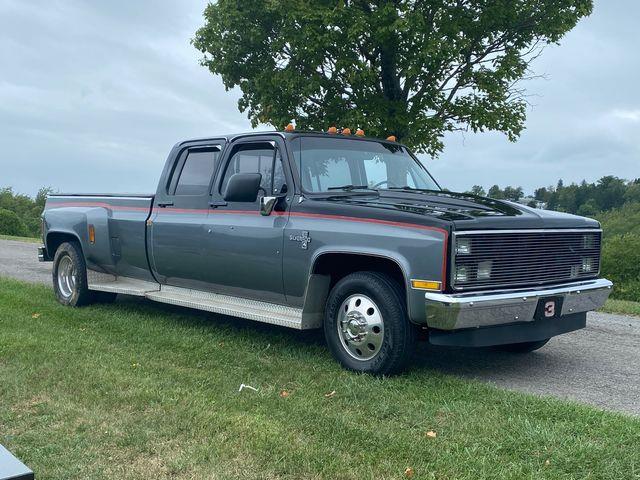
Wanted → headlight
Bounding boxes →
[570,265,580,278]
[455,265,468,283]
[477,260,492,280]
[583,235,595,249]
[456,238,472,255]
[582,257,594,272]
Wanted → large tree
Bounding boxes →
[193,0,592,155]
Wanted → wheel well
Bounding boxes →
[47,232,81,257]
[312,253,407,296]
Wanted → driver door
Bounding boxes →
[204,136,291,303]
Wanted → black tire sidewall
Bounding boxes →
[324,272,415,375]
[52,241,91,306]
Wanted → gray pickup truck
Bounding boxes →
[39,129,612,374]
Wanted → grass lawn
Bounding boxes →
[1,277,639,479]
[0,234,40,243]
[601,298,640,317]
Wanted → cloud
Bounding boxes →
[0,0,638,196]
[610,109,640,122]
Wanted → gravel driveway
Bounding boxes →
[1,238,638,415]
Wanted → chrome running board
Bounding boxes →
[87,270,160,296]
[88,273,311,330]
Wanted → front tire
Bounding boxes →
[324,272,416,375]
[52,241,95,306]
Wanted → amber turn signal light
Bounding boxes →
[355,128,365,136]
[88,224,96,244]
[411,280,442,291]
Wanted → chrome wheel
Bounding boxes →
[57,255,76,299]
[337,294,384,361]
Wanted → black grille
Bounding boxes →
[451,230,602,290]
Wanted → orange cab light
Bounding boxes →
[327,126,338,134]
[342,128,351,135]
[355,128,365,136]
[284,123,295,132]
[386,135,396,142]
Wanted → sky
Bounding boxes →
[0,0,638,197]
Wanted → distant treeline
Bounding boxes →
[468,176,640,215]
[1,180,639,301]
[0,187,52,238]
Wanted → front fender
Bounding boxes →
[283,217,447,325]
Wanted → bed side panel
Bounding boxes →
[44,195,154,281]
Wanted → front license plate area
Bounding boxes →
[535,297,563,319]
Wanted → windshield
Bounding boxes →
[291,137,440,193]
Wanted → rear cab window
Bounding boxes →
[168,147,221,196]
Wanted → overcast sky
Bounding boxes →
[1,0,638,197]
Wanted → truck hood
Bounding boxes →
[321,190,600,230]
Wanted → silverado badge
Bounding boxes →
[289,231,311,250]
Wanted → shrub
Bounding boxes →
[0,208,27,236]
[0,186,50,238]
[595,202,640,238]
[601,233,640,302]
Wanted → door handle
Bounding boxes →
[209,200,228,208]
[157,201,174,207]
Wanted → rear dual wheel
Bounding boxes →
[324,272,416,376]
[52,241,117,306]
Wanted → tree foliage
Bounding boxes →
[193,0,592,154]
[534,176,632,214]
[487,184,523,201]
[0,187,52,237]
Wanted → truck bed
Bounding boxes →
[44,194,156,281]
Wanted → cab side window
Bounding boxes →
[171,148,220,196]
[220,143,287,197]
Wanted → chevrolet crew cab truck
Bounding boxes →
[39,130,613,375]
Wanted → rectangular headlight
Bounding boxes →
[477,260,492,280]
[455,265,468,283]
[583,235,595,249]
[582,257,594,272]
[456,238,472,255]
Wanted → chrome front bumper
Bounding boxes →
[425,278,613,330]
[38,245,49,262]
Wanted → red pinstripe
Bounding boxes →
[46,201,449,288]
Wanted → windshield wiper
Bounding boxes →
[327,184,377,192]
[387,186,440,193]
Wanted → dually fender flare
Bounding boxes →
[45,228,84,255]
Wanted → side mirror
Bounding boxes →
[260,184,288,216]
[260,196,278,216]
[223,173,262,202]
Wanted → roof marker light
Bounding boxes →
[355,128,365,136]
[285,123,295,132]
[386,135,396,142]
[342,128,351,135]
[327,126,338,134]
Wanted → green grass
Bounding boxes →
[1,277,639,479]
[0,234,40,243]
[601,298,640,317]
